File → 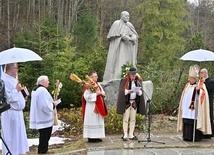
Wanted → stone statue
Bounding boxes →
[103,11,138,82]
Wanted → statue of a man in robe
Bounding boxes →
[103,11,138,82]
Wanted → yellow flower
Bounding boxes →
[125,67,130,71]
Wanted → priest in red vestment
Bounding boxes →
[82,70,107,143]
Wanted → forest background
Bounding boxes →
[0,0,214,116]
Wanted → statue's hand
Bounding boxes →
[121,35,131,42]
[130,35,137,45]
[130,39,136,45]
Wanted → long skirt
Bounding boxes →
[83,102,105,138]
[1,109,29,155]
[183,118,202,142]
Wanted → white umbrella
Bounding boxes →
[180,49,214,143]
[180,49,214,62]
[0,47,42,65]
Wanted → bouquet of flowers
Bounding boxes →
[52,79,63,126]
[52,79,63,101]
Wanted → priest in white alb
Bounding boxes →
[1,63,29,155]
[81,70,108,143]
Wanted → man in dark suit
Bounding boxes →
[200,68,214,137]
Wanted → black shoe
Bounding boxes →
[88,138,102,143]
[203,135,211,139]
[122,137,128,141]
[96,138,102,142]
[129,136,138,140]
[38,150,54,154]
[88,138,96,142]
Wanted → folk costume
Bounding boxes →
[117,67,146,140]
[1,73,29,155]
[82,82,107,141]
[30,84,54,153]
[177,65,211,141]
[103,11,138,82]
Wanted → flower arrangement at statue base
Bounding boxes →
[121,64,131,78]
[121,64,141,79]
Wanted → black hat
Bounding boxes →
[128,67,138,74]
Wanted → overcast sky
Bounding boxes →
[187,0,198,5]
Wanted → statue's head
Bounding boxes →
[121,11,129,23]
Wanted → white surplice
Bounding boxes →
[29,86,54,130]
[83,89,105,138]
[1,73,29,155]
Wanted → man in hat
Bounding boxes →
[200,68,214,137]
[116,67,146,141]
[177,65,211,141]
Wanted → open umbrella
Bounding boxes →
[180,49,214,62]
[180,49,214,143]
[0,47,42,65]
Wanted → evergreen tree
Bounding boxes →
[13,17,76,109]
[137,0,190,113]
[138,0,189,69]
[73,10,98,57]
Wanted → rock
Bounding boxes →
[100,79,120,108]
[168,116,178,121]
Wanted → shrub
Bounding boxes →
[24,112,39,138]
[25,106,146,138]
[57,108,83,138]
[105,106,146,134]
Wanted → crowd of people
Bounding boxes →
[1,62,214,154]
[0,63,58,155]
[0,10,214,155]
[0,62,147,155]
[0,10,142,154]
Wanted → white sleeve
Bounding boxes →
[138,90,142,96]
[98,83,105,96]
[84,89,97,102]
[4,81,20,103]
[125,89,129,95]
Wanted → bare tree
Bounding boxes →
[0,0,2,21]
[7,0,10,47]
[68,0,72,32]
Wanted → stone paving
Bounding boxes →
[59,132,214,155]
